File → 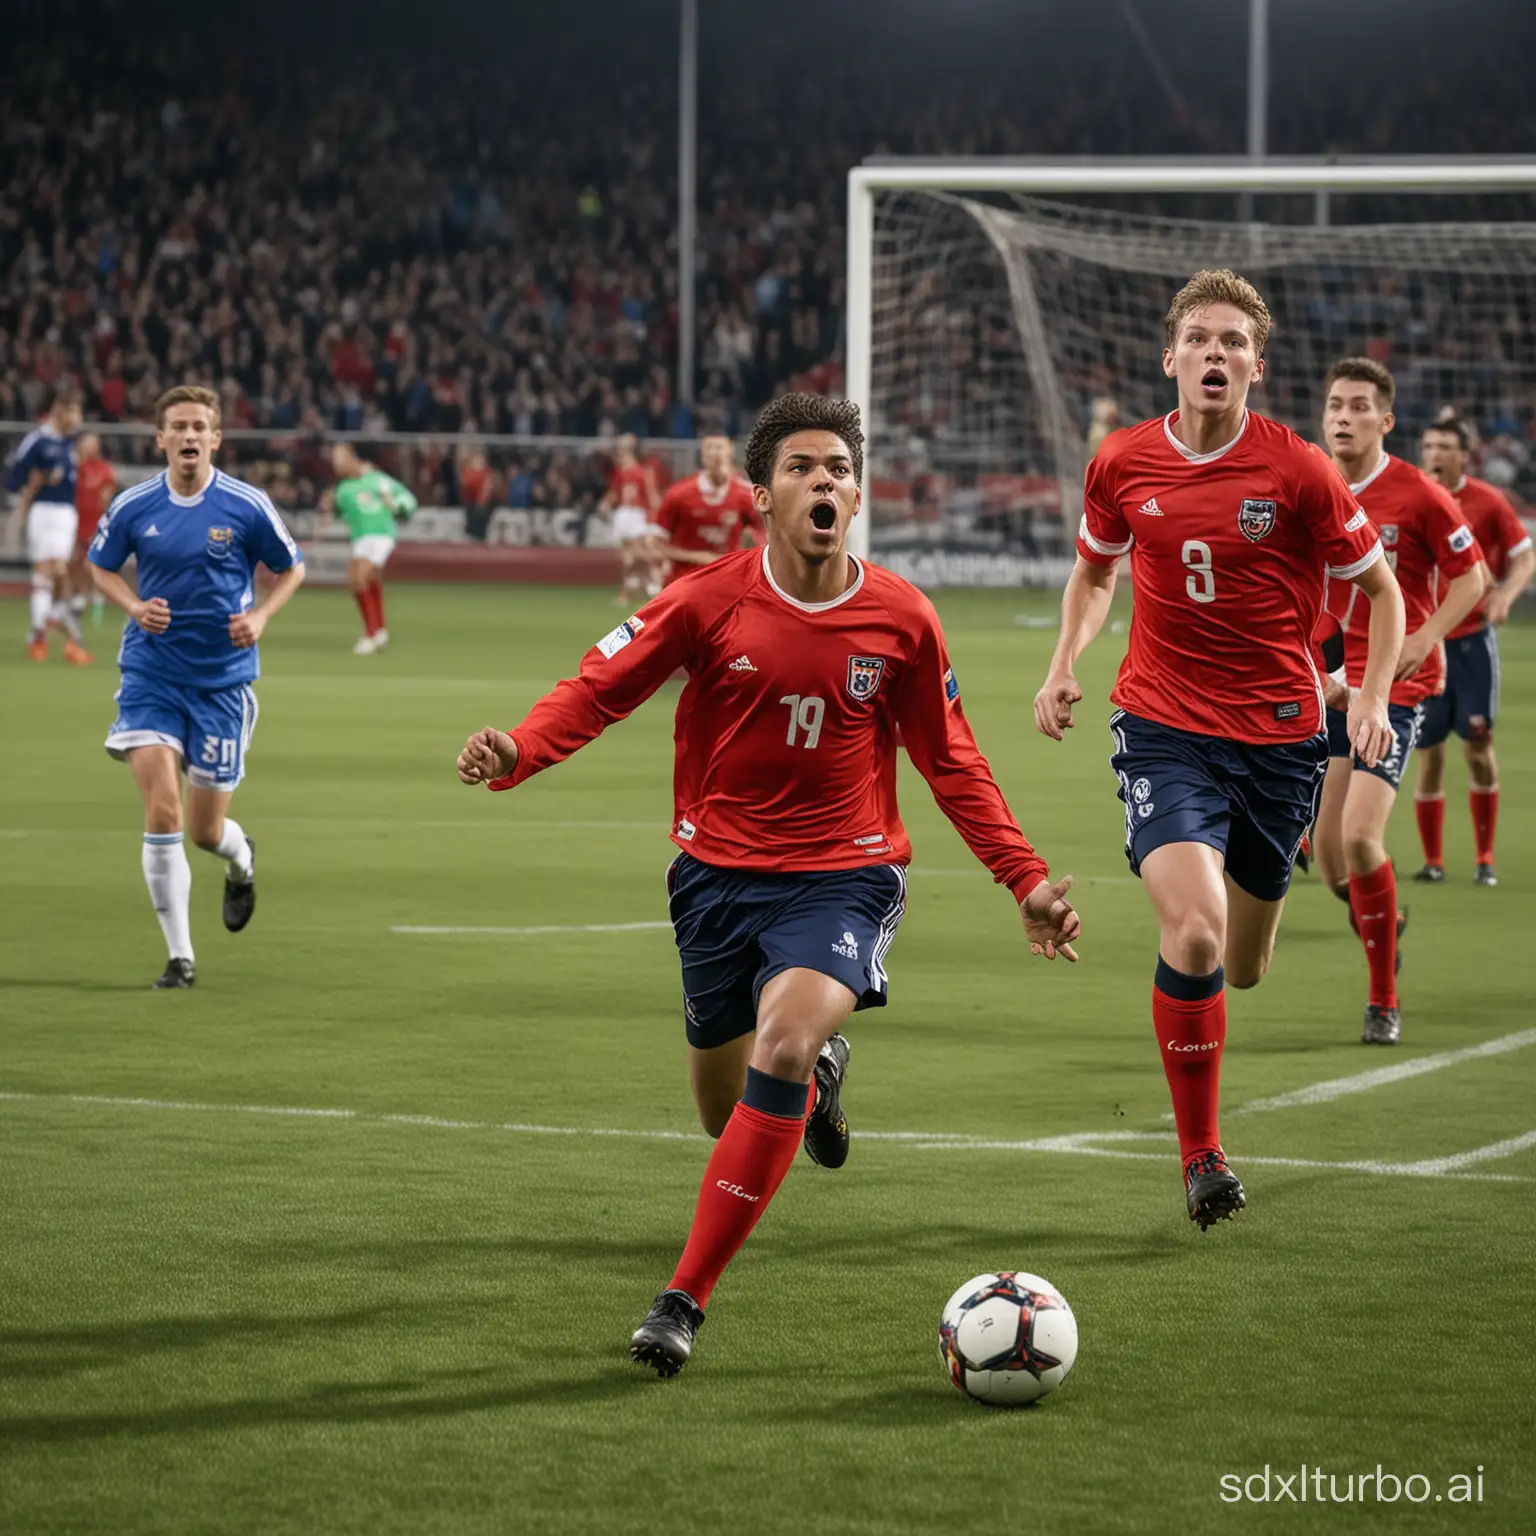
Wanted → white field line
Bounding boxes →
[1229,1029,1536,1116]
[391,922,673,936]
[2,1091,1530,1182]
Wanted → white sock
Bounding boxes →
[29,575,51,636]
[50,599,83,641]
[210,817,254,883]
[142,832,194,961]
[69,593,87,615]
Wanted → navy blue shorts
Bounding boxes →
[1325,702,1423,789]
[665,853,907,1049]
[1418,626,1499,748]
[1108,709,1327,903]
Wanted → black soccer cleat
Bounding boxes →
[153,958,196,989]
[1361,1003,1401,1045]
[629,1289,705,1377]
[1412,864,1446,884]
[1184,1150,1245,1232]
[222,836,256,932]
[803,1032,851,1169]
[1474,862,1498,888]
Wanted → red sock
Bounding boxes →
[1415,794,1445,868]
[668,1092,809,1308]
[369,579,386,635]
[1470,786,1499,865]
[1152,965,1227,1166]
[354,588,373,633]
[1349,860,1399,1008]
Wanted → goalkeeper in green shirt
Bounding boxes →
[328,444,418,654]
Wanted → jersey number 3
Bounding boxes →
[780,694,825,749]
[1182,539,1216,604]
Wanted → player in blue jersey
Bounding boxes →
[5,383,93,663]
[88,385,306,988]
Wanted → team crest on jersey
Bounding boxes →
[205,527,234,559]
[846,656,886,701]
[1238,499,1277,543]
[1379,524,1399,548]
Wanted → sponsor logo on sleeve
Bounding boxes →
[1448,525,1475,553]
[943,666,960,703]
[1238,498,1278,543]
[596,614,646,659]
[846,655,886,701]
[1344,509,1368,532]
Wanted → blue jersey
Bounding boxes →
[89,469,303,689]
[5,423,78,506]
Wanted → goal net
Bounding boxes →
[856,178,1536,585]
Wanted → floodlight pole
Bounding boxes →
[678,0,698,412]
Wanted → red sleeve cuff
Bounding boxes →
[1009,869,1049,903]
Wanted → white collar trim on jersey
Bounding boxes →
[695,470,733,505]
[1347,450,1392,497]
[761,545,864,612]
[1453,475,1469,493]
[1163,410,1249,465]
[167,467,216,506]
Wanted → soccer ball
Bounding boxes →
[938,1271,1078,1406]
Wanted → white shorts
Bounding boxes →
[28,502,78,564]
[612,508,651,545]
[351,535,396,568]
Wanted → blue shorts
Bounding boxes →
[666,853,907,1049]
[1417,627,1499,748]
[105,671,259,790]
[1326,702,1422,789]
[1108,709,1327,903]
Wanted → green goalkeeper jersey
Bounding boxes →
[334,469,417,539]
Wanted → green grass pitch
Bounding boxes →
[2,584,1534,1534]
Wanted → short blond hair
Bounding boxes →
[155,384,221,427]
[1165,269,1272,358]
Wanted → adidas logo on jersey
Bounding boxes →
[728,655,757,672]
[144,523,161,536]
[1137,498,1164,517]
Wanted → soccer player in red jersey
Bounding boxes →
[457,394,1081,1375]
[602,433,661,517]
[1310,361,1486,1045]
[1033,270,1405,1230]
[653,434,762,585]
[1411,417,1534,887]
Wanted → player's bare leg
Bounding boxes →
[1312,758,1354,901]
[129,746,196,987]
[1412,741,1449,882]
[689,1035,755,1139]
[1340,774,1404,1043]
[632,968,855,1376]
[1139,843,1244,1230]
[187,785,257,933]
[1222,877,1286,991]
[1465,734,1499,885]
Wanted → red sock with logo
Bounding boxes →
[1415,793,1445,868]
[1470,785,1499,865]
[1349,859,1398,1008]
[668,1070,810,1308]
[354,588,373,633]
[369,580,387,635]
[1152,959,1227,1167]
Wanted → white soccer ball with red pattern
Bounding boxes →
[939,1271,1078,1405]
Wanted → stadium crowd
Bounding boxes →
[2,1,1534,516]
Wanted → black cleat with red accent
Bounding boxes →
[1184,1150,1245,1231]
[1361,1004,1401,1045]
[803,1032,850,1168]
[629,1289,705,1377]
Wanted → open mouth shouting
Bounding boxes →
[809,498,837,533]
[1200,368,1228,399]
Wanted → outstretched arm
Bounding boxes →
[1034,556,1118,739]
[459,591,693,791]
[898,610,1080,961]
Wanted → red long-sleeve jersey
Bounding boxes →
[493,546,1050,901]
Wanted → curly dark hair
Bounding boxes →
[744,393,864,488]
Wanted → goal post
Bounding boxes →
[845,158,1536,576]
